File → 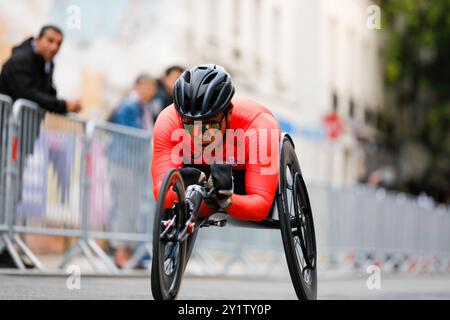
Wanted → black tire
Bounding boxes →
[151,169,187,300]
[277,137,318,300]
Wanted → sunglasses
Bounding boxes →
[182,113,226,135]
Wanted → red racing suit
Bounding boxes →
[151,97,280,222]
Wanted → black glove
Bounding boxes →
[179,167,206,187]
[205,163,233,209]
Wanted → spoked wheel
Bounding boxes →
[184,226,199,271]
[277,137,317,300]
[151,169,187,300]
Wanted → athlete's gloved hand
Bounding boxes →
[205,163,233,210]
[179,167,206,187]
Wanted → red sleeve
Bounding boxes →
[151,106,184,207]
[227,112,280,221]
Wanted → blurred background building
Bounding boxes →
[185,0,383,186]
[0,0,384,187]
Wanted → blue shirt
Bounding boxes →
[111,97,144,129]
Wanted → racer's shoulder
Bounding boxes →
[153,104,182,141]
[230,97,279,130]
[154,104,182,127]
[157,103,178,118]
[231,97,272,113]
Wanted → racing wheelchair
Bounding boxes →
[151,133,317,300]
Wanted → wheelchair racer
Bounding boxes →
[151,64,280,221]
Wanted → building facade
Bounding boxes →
[183,0,384,186]
[0,0,384,185]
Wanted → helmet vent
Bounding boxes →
[203,73,216,85]
[184,72,191,83]
[184,93,191,111]
[209,87,221,109]
[196,95,205,113]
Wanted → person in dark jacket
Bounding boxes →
[0,25,82,114]
[155,65,184,111]
[0,26,82,269]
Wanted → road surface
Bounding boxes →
[1,272,450,300]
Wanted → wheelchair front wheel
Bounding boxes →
[151,169,187,300]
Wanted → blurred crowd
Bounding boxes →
[108,65,184,133]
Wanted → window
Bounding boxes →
[232,0,241,60]
[254,0,262,74]
[272,7,282,91]
[207,0,218,47]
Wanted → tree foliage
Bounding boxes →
[378,0,450,203]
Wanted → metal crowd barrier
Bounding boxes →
[2,99,46,269]
[1,99,154,272]
[0,94,13,235]
[82,120,153,270]
[1,99,87,270]
[12,102,85,238]
[187,183,450,276]
[316,184,450,272]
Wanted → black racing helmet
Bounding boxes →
[173,64,235,120]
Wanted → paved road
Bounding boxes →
[1,272,450,300]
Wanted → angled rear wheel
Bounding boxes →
[277,137,317,300]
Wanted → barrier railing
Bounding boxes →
[12,102,85,238]
[63,120,154,271]
[86,121,153,242]
[2,99,45,269]
[1,99,154,272]
[0,94,13,234]
[317,184,450,270]
[188,183,450,276]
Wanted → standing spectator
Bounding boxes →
[0,25,82,113]
[0,25,81,269]
[156,65,184,110]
